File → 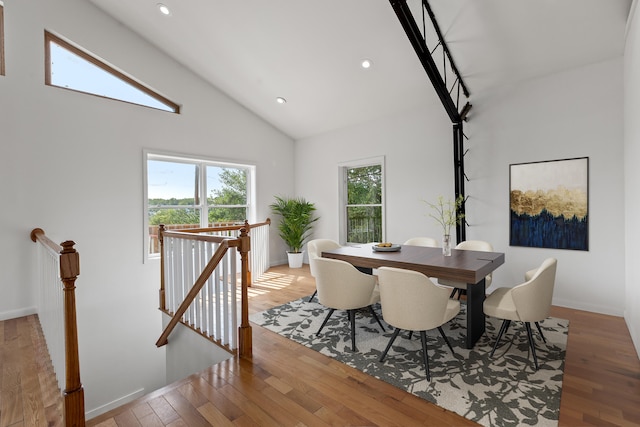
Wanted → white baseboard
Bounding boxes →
[624,309,640,360]
[552,297,624,317]
[85,388,146,419]
[0,306,37,321]
[270,257,288,267]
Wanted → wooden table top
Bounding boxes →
[322,244,505,284]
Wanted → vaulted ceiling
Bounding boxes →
[88,0,632,140]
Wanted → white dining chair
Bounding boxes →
[314,257,385,351]
[403,237,440,247]
[483,258,558,370]
[377,266,460,381]
[307,239,341,302]
[439,240,494,299]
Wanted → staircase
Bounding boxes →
[0,315,64,426]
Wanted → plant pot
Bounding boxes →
[287,251,304,268]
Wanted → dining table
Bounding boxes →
[321,243,505,349]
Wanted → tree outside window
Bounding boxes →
[344,162,384,244]
[207,167,247,223]
[145,153,253,257]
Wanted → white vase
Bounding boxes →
[287,251,304,268]
[442,235,451,256]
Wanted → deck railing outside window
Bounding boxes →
[347,215,382,243]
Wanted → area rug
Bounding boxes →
[250,298,568,427]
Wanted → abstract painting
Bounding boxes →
[510,157,588,250]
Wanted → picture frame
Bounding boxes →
[509,157,589,251]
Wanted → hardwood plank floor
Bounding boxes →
[0,315,63,427]
[3,265,640,426]
[88,265,640,426]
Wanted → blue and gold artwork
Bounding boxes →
[510,157,588,251]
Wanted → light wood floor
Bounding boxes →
[0,314,63,426]
[3,265,640,426]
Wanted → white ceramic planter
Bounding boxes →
[287,251,304,268]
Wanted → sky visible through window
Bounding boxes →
[49,40,174,112]
[148,160,226,200]
[148,161,196,200]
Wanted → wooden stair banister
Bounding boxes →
[237,225,252,357]
[156,226,253,357]
[30,228,85,427]
[155,239,232,347]
[162,218,271,286]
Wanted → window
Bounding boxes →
[0,2,5,76]
[44,31,179,113]
[339,157,385,244]
[144,152,255,258]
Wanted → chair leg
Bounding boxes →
[449,288,465,300]
[437,326,455,355]
[379,328,401,362]
[349,309,357,351]
[369,306,385,332]
[490,319,511,357]
[419,331,431,381]
[308,289,317,302]
[535,321,546,343]
[316,308,335,336]
[525,322,539,370]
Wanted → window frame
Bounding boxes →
[0,2,5,76]
[338,156,386,245]
[44,31,180,113]
[143,150,256,262]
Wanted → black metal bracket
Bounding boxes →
[389,0,471,243]
[453,122,466,242]
[389,0,464,122]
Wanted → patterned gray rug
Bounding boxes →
[250,297,568,427]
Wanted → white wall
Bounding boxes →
[470,58,625,315]
[624,0,640,355]
[297,58,626,317]
[296,103,455,249]
[0,0,294,417]
[162,314,233,385]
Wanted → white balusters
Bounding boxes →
[158,220,269,353]
[162,235,240,350]
[36,242,65,391]
[251,222,270,280]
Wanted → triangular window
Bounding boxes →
[45,31,179,113]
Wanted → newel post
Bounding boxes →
[244,220,252,286]
[59,241,85,426]
[238,226,252,358]
[159,224,166,310]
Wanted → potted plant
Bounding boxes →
[270,195,319,268]
[424,194,465,256]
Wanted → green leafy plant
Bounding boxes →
[424,194,465,236]
[269,196,319,253]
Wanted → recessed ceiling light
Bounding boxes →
[276,97,287,104]
[157,3,171,16]
[361,59,372,69]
